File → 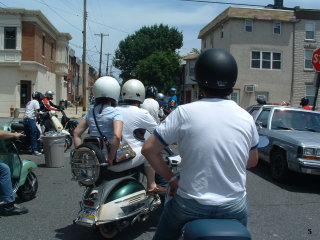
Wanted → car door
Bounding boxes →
[254,108,272,161]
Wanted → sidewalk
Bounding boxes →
[63,106,86,119]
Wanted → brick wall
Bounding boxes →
[21,21,56,73]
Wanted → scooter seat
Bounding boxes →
[11,123,25,131]
[183,219,251,240]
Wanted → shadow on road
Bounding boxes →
[55,207,162,240]
[249,162,320,194]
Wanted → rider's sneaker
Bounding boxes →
[33,151,42,156]
[0,203,28,216]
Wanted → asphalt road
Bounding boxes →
[0,117,319,240]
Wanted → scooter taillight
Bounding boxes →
[84,193,97,206]
[84,200,95,206]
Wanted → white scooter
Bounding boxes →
[70,141,172,239]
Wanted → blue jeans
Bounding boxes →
[24,118,40,152]
[153,195,248,240]
[0,163,15,204]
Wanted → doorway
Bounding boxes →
[20,80,31,108]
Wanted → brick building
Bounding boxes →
[0,8,71,116]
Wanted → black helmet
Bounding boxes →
[32,91,44,101]
[300,97,309,106]
[256,96,266,105]
[194,48,238,89]
[146,85,158,98]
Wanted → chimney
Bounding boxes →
[274,0,284,9]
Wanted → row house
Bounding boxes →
[197,1,320,108]
[0,8,71,117]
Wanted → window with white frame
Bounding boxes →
[251,51,281,69]
[305,22,315,40]
[245,19,253,32]
[306,85,315,105]
[273,22,281,34]
[304,49,314,69]
[4,27,17,49]
[230,90,240,104]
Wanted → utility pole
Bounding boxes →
[82,0,87,111]
[105,53,111,75]
[95,33,109,77]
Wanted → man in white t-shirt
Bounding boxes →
[142,49,259,240]
[24,92,42,156]
[109,79,166,194]
[141,85,163,124]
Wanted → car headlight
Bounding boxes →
[316,149,320,157]
[304,148,315,156]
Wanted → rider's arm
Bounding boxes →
[42,98,59,111]
[142,134,175,183]
[247,148,258,168]
[73,119,88,148]
[106,120,123,165]
[0,130,23,139]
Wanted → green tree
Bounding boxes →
[133,51,182,93]
[113,24,183,81]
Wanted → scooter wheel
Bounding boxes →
[99,223,119,239]
[17,171,38,201]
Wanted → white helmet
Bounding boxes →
[93,76,120,102]
[121,79,145,103]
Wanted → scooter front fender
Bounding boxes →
[19,159,37,187]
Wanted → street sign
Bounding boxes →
[312,48,320,72]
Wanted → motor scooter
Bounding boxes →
[70,142,173,239]
[164,136,270,240]
[0,138,38,201]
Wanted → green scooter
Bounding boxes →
[0,138,38,201]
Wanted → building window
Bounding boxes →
[42,35,45,56]
[273,22,281,34]
[220,27,224,38]
[305,22,315,40]
[304,49,314,69]
[210,33,214,47]
[245,19,253,32]
[4,27,17,49]
[230,90,240,103]
[189,66,195,77]
[251,51,281,70]
[306,85,315,105]
[51,43,54,60]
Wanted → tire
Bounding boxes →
[99,223,119,239]
[72,143,107,186]
[64,135,73,152]
[270,149,290,182]
[17,172,38,201]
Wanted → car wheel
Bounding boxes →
[270,150,290,182]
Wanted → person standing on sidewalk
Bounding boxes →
[0,130,28,216]
[142,48,259,239]
[24,92,42,156]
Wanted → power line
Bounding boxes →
[178,0,266,8]
[39,0,82,32]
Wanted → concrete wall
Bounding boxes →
[202,18,293,108]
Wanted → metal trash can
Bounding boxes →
[42,134,66,168]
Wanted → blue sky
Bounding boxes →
[1,0,319,77]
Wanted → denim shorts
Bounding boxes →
[153,194,248,240]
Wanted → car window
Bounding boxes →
[256,109,270,128]
[271,109,320,131]
[250,109,260,119]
